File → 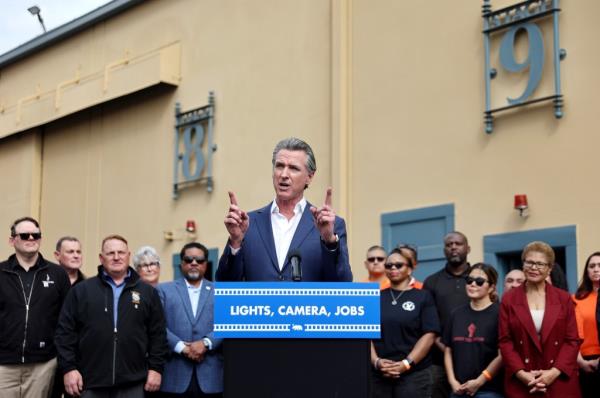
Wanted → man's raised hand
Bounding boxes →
[310,187,336,244]
[224,191,249,249]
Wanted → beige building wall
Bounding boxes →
[0,130,42,248]
[349,0,600,280]
[0,0,335,279]
[0,0,598,283]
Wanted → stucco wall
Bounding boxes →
[0,0,598,283]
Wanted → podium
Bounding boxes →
[214,282,380,398]
[223,338,369,397]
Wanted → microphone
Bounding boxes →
[288,249,302,282]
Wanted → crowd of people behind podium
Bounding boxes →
[1,137,598,398]
[366,232,600,398]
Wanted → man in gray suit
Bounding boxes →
[157,242,223,397]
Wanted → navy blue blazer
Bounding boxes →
[157,279,223,394]
[216,202,352,281]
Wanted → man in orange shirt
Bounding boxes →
[363,245,389,289]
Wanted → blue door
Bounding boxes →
[381,204,454,282]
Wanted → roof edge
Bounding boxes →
[0,0,145,69]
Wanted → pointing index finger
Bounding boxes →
[228,191,238,206]
[324,187,332,207]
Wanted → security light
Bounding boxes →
[28,5,47,33]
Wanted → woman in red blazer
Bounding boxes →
[499,241,581,398]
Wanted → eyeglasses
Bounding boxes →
[523,260,549,269]
[466,276,488,287]
[367,256,385,263]
[384,262,409,270]
[140,262,159,270]
[183,256,207,264]
[12,232,42,240]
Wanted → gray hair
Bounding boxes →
[271,137,317,175]
[133,246,160,268]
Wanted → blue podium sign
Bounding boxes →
[214,282,380,339]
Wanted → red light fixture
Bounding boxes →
[514,194,529,217]
[186,220,196,233]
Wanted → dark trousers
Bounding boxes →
[370,366,433,398]
[579,355,600,398]
[159,372,222,398]
[429,364,451,398]
[82,382,144,398]
[51,368,76,398]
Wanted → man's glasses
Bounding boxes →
[523,260,549,269]
[384,262,409,270]
[183,256,207,264]
[12,232,42,241]
[465,276,488,287]
[367,256,385,263]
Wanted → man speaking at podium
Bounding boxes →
[216,137,352,282]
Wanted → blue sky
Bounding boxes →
[0,0,111,55]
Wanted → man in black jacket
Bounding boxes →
[54,236,86,286]
[55,234,168,397]
[0,216,71,398]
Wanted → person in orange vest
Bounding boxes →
[363,245,389,289]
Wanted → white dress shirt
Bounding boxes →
[174,279,206,353]
[229,198,308,269]
[270,198,307,270]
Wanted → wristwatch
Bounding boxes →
[322,234,339,250]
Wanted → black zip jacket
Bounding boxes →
[55,266,168,389]
[0,253,70,364]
